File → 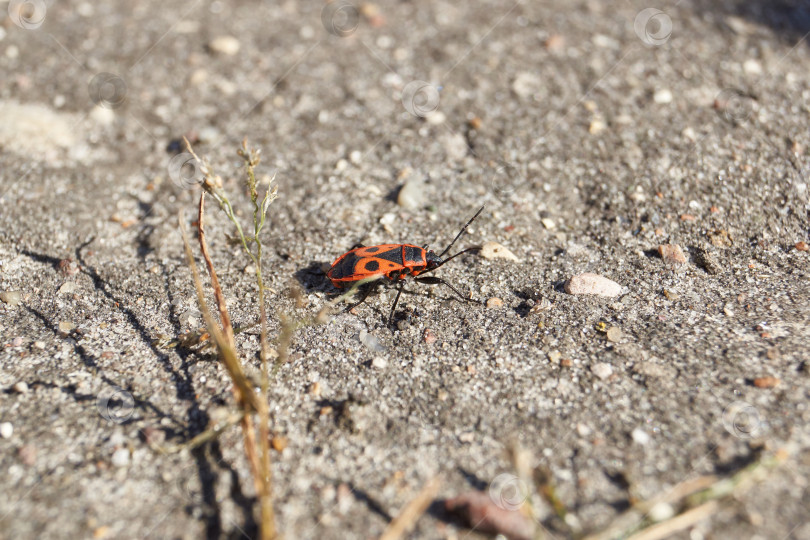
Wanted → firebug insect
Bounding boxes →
[327,206,485,326]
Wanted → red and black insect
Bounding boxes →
[327,206,485,325]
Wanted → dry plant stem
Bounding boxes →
[158,411,247,454]
[181,210,263,498]
[239,139,276,540]
[582,453,787,540]
[625,501,719,540]
[181,211,263,481]
[186,205,260,413]
[378,476,441,540]
[198,194,235,346]
[195,196,276,539]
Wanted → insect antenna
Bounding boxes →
[437,205,485,259]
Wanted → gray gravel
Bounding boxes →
[1,1,809,539]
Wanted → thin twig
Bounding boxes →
[198,193,235,346]
[625,501,719,540]
[379,476,441,540]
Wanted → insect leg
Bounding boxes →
[343,283,373,313]
[388,281,405,327]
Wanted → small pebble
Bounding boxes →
[58,321,75,333]
[606,327,623,343]
[90,106,115,126]
[423,329,437,344]
[649,502,674,522]
[0,422,13,439]
[271,436,289,452]
[631,427,650,445]
[11,337,23,347]
[548,350,562,364]
[371,357,387,369]
[18,444,36,466]
[708,230,733,248]
[425,111,445,125]
[309,381,322,396]
[545,34,565,51]
[479,241,519,262]
[663,289,680,301]
[591,362,613,380]
[743,59,762,75]
[397,174,425,210]
[658,244,687,264]
[12,381,29,394]
[589,119,606,134]
[753,376,780,388]
[58,282,78,294]
[0,291,22,306]
[197,126,220,144]
[458,431,475,443]
[207,36,240,56]
[565,273,622,297]
[33,341,46,350]
[796,241,809,252]
[486,297,504,309]
[111,448,130,467]
[541,217,556,229]
[653,89,673,104]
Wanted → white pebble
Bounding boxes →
[397,176,425,210]
[479,241,520,262]
[591,362,613,380]
[649,502,674,522]
[12,381,29,394]
[653,89,673,104]
[111,448,130,467]
[743,59,762,75]
[371,357,387,369]
[631,427,650,445]
[0,422,13,439]
[565,273,622,297]
[208,36,240,56]
[425,111,445,125]
[90,105,115,126]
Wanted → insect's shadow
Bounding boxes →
[293,261,331,293]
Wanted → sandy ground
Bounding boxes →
[1,0,809,538]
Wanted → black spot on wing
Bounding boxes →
[364,260,379,272]
[328,253,360,280]
[403,245,424,263]
[372,247,404,265]
[363,246,380,253]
